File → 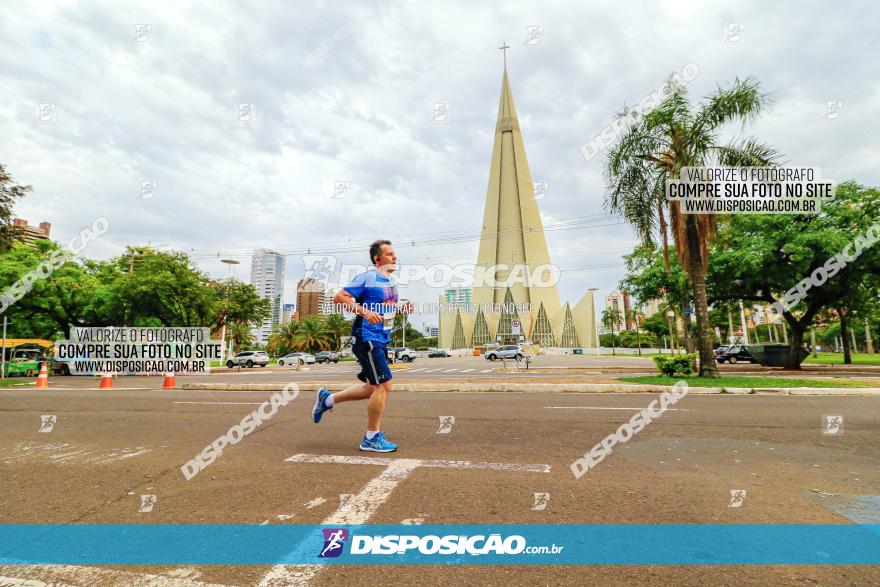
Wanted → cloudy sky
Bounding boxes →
[2,0,878,328]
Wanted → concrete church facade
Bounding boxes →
[438,66,597,350]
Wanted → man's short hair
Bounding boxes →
[369,239,392,266]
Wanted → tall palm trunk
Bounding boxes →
[837,307,852,365]
[657,197,677,352]
[685,217,719,377]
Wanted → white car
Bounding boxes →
[226,351,270,368]
[278,352,315,366]
[484,345,524,361]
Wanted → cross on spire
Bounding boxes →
[499,42,510,70]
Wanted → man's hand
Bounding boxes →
[363,309,383,324]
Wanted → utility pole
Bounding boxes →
[727,307,735,344]
[739,301,750,345]
[219,259,240,366]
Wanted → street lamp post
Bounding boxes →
[219,259,240,366]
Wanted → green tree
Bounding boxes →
[227,322,255,353]
[267,320,300,356]
[322,313,351,351]
[606,76,779,376]
[0,240,103,338]
[0,164,31,252]
[708,181,880,368]
[294,316,333,353]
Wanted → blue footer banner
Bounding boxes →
[1,524,878,565]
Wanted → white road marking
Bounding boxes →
[480,368,493,373]
[303,497,326,509]
[442,369,459,372]
[461,368,475,373]
[284,453,552,473]
[544,406,691,411]
[407,368,425,372]
[424,368,444,373]
[173,401,264,405]
[1,443,152,465]
[260,454,550,585]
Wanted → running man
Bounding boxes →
[311,239,413,452]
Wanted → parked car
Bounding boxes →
[390,347,417,362]
[315,351,340,364]
[715,345,755,364]
[277,352,315,366]
[484,345,524,361]
[427,348,452,358]
[227,351,270,368]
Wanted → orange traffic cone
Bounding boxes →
[35,363,49,389]
[162,372,176,390]
[99,372,113,389]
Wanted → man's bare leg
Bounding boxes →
[331,382,374,404]
[367,381,391,431]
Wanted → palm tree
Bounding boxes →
[601,309,621,355]
[294,316,333,353]
[227,322,255,353]
[322,313,350,351]
[267,320,300,356]
[605,77,779,376]
[627,307,644,355]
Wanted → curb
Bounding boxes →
[180,382,880,396]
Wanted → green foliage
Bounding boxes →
[0,164,32,252]
[653,353,696,376]
[0,242,270,339]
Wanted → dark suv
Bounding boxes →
[715,345,755,364]
[315,351,339,364]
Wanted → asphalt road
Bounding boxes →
[1,384,878,586]
[22,354,880,392]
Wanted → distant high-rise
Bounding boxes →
[605,291,632,330]
[250,249,285,344]
[443,288,472,308]
[12,218,51,245]
[296,278,332,318]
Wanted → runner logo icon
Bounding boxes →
[319,528,349,558]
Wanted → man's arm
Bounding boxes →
[333,289,382,324]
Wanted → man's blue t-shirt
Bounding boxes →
[344,269,399,345]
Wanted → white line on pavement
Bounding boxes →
[173,401,264,405]
[261,454,550,585]
[461,368,475,372]
[544,406,691,411]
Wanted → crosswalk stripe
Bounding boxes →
[461,368,475,372]
[442,368,459,372]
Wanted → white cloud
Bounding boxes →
[1,0,877,327]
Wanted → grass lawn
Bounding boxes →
[0,379,32,388]
[617,375,866,388]
[803,352,880,366]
